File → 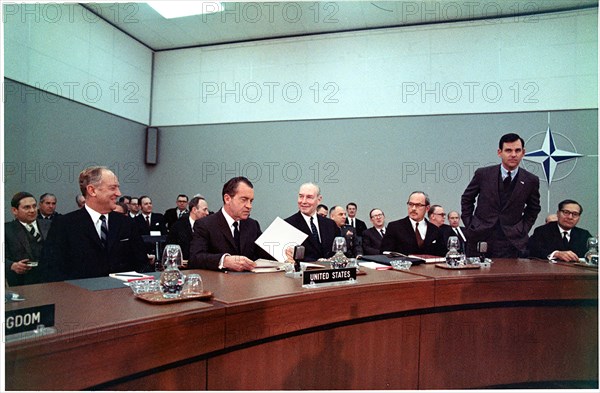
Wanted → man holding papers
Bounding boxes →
[285,183,338,261]
[189,177,271,271]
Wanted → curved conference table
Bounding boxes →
[5,258,598,390]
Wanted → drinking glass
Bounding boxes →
[182,274,203,295]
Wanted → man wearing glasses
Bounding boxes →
[164,194,189,230]
[362,208,387,255]
[528,200,593,262]
[428,204,457,251]
[380,191,444,256]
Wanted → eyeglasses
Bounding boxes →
[432,212,446,217]
[407,202,427,209]
[560,209,580,218]
[177,200,188,203]
[371,214,384,218]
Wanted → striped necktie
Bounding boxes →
[28,224,41,242]
[99,215,108,248]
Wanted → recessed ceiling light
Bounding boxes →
[148,1,223,19]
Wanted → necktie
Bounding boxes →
[99,215,108,248]
[350,218,355,227]
[562,231,569,249]
[28,224,41,242]
[380,228,385,237]
[233,221,241,252]
[415,222,424,248]
[146,215,151,228]
[503,171,512,191]
[310,217,320,244]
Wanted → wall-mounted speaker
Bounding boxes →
[145,127,159,165]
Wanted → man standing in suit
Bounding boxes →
[285,183,339,262]
[134,196,167,235]
[380,191,444,256]
[345,202,367,236]
[5,192,51,286]
[42,166,148,281]
[189,177,270,271]
[330,206,363,258]
[447,210,467,253]
[38,193,61,221]
[528,199,593,261]
[362,208,386,255]
[461,133,541,258]
[164,194,189,231]
[167,196,209,261]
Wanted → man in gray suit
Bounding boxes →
[5,192,51,286]
[461,133,541,258]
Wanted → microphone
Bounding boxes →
[477,241,488,263]
[293,245,305,272]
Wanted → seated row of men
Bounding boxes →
[5,166,593,286]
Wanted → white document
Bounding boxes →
[255,217,308,262]
[109,271,153,282]
[359,261,390,270]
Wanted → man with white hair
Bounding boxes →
[285,183,338,261]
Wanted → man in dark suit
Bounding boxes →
[167,196,209,261]
[134,195,167,235]
[362,208,386,255]
[380,191,444,256]
[529,199,593,261]
[42,166,149,281]
[5,192,51,286]
[345,202,368,236]
[164,194,189,231]
[285,183,338,261]
[128,197,141,218]
[189,177,271,271]
[461,133,541,258]
[428,204,454,252]
[37,192,61,221]
[447,210,467,253]
[330,205,363,258]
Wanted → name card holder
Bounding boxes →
[302,268,357,288]
[4,304,57,343]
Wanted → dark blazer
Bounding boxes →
[380,217,445,256]
[42,208,149,281]
[338,224,363,257]
[528,222,592,259]
[164,207,188,231]
[442,225,467,253]
[5,219,51,286]
[166,214,193,260]
[134,213,167,235]
[188,209,270,270]
[345,217,368,236]
[461,164,541,252]
[362,226,385,255]
[38,212,61,221]
[285,211,339,261]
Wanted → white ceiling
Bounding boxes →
[82,1,598,51]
